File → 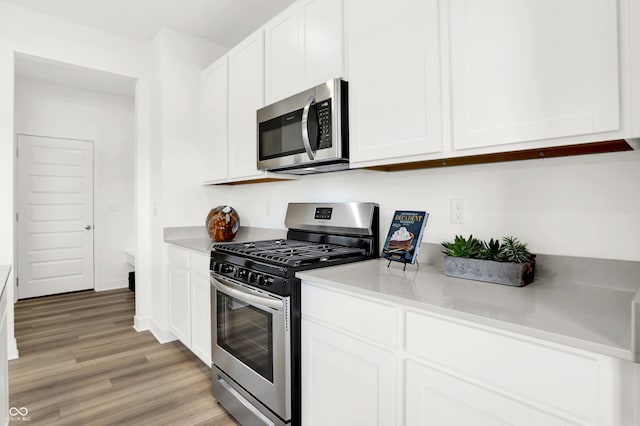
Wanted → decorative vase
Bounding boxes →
[206,206,240,242]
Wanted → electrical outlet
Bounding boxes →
[451,199,465,224]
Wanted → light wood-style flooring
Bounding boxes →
[9,288,237,425]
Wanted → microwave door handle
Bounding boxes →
[301,95,316,160]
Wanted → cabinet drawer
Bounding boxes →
[167,244,190,269]
[301,283,396,347]
[405,311,601,423]
[190,251,210,275]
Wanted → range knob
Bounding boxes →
[212,262,221,273]
[256,275,266,286]
[221,264,234,274]
[236,268,247,279]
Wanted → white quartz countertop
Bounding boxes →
[0,265,11,299]
[164,226,287,254]
[297,257,639,361]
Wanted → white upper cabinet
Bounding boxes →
[300,0,344,88]
[265,4,301,104]
[228,30,266,179]
[448,0,621,151]
[265,0,344,105]
[346,0,443,164]
[199,56,228,183]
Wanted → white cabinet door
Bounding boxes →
[346,0,443,164]
[199,56,228,183]
[448,0,620,151]
[168,264,190,346]
[190,271,211,366]
[265,3,301,104]
[405,360,570,426]
[300,0,344,88]
[302,319,395,426]
[228,30,265,179]
[265,0,344,105]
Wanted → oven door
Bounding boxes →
[210,272,291,421]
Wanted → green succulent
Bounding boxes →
[441,235,483,258]
[478,238,504,261]
[442,235,534,263]
[498,236,533,263]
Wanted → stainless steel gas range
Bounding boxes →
[210,202,379,426]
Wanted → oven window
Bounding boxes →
[217,291,274,382]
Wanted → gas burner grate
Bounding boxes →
[214,239,366,267]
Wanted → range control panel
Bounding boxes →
[211,261,288,295]
[314,207,333,220]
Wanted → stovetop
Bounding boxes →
[214,239,367,268]
[210,202,379,296]
[211,238,373,296]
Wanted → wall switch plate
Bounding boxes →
[451,199,465,224]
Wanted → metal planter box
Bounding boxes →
[442,255,535,287]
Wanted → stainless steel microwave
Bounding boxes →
[257,78,348,175]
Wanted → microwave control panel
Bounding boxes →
[317,99,332,149]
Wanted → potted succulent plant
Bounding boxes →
[441,235,535,287]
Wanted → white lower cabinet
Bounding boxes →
[166,244,211,366]
[404,360,568,426]
[302,319,395,426]
[301,280,636,425]
[167,263,190,345]
[189,270,211,365]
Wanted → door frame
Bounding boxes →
[14,133,96,300]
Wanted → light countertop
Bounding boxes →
[0,265,11,300]
[297,250,640,362]
[164,226,287,254]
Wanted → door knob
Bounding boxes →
[85,225,92,230]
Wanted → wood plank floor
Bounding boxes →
[9,288,238,425]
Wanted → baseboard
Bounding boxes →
[149,320,177,344]
[191,347,212,368]
[133,316,177,344]
[8,337,19,360]
[96,279,128,292]
[133,315,150,332]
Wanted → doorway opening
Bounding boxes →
[13,53,137,301]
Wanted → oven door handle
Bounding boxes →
[211,273,284,311]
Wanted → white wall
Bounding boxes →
[228,150,640,262]
[14,77,135,290]
[149,28,228,337]
[157,28,229,227]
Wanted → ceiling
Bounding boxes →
[3,0,295,47]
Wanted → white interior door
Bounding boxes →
[17,135,95,299]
